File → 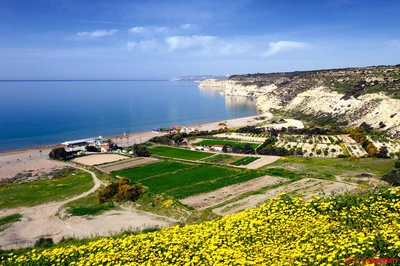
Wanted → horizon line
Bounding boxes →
[0,79,170,82]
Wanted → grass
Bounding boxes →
[0,171,94,209]
[63,192,115,216]
[0,214,22,232]
[231,156,260,166]
[111,161,195,182]
[261,157,396,179]
[195,139,260,149]
[149,146,213,161]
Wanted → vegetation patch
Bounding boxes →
[149,146,213,160]
[64,192,115,216]
[0,171,93,209]
[0,214,22,232]
[263,157,396,179]
[5,187,400,265]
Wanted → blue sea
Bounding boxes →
[0,80,259,152]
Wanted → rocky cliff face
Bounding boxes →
[199,65,400,137]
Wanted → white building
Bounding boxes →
[62,136,105,152]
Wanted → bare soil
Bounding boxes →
[97,157,160,173]
[70,154,128,166]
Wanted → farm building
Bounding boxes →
[62,136,105,152]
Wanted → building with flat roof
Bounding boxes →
[62,136,105,152]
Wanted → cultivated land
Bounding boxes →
[96,157,160,173]
[180,175,286,210]
[111,161,269,199]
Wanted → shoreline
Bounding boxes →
[0,113,268,155]
[0,113,272,179]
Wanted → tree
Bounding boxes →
[242,143,255,154]
[222,144,229,153]
[382,170,400,186]
[377,146,389,158]
[132,144,150,157]
[232,146,243,154]
[49,147,67,160]
[85,145,98,152]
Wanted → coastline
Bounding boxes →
[0,113,271,179]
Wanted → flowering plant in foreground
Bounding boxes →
[3,187,400,266]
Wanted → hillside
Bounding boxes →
[4,186,400,265]
[199,65,400,137]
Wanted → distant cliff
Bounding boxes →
[199,65,400,137]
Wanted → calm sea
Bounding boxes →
[0,80,259,152]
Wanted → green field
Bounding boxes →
[149,146,213,160]
[195,139,260,149]
[261,157,396,179]
[0,171,94,209]
[111,161,268,199]
[231,157,260,166]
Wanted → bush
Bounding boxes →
[395,161,400,169]
[382,170,400,186]
[34,237,54,248]
[97,178,144,204]
[49,147,67,160]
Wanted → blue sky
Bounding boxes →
[0,0,399,79]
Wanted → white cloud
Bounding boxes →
[126,40,158,51]
[263,41,308,56]
[129,27,145,34]
[126,42,137,50]
[166,35,216,51]
[129,26,169,34]
[180,23,195,30]
[77,29,118,38]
